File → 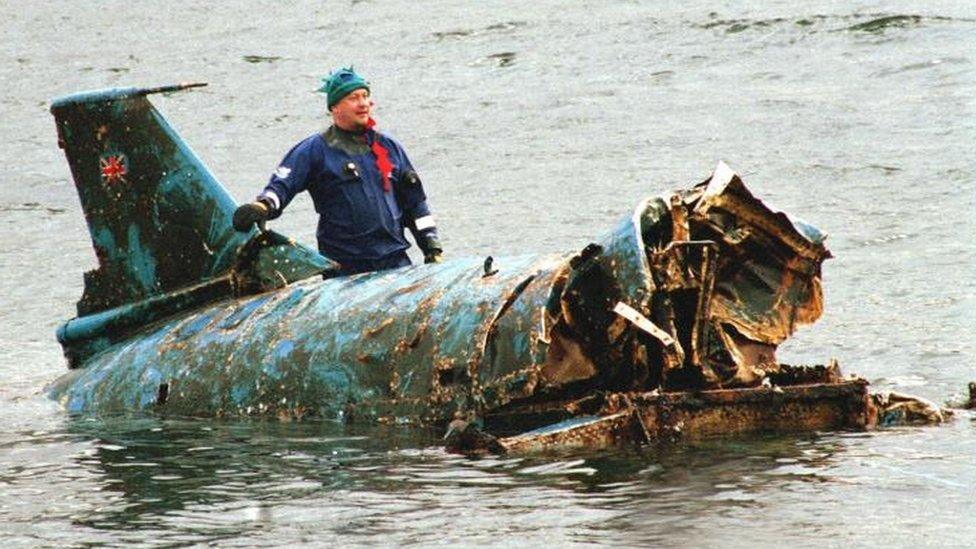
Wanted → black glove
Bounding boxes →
[420,235,443,264]
[232,201,271,232]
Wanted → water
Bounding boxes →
[2,1,974,546]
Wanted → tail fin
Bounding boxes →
[51,83,249,316]
[52,84,337,367]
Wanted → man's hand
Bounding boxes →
[232,201,271,232]
[420,234,443,264]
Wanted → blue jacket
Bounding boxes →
[258,125,438,263]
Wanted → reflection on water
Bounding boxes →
[7,416,849,545]
[2,404,973,545]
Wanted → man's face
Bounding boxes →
[331,88,372,131]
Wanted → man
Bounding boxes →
[233,67,442,275]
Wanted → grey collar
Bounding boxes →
[323,125,370,155]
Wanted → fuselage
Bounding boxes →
[49,254,569,421]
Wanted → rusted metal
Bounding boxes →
[501,411,637,453]
[46,85,946,454]
[493,378,872,454]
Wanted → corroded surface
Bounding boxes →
[50,85,903,444]
[496,379,873,453]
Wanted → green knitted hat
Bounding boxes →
[318,67,370,109]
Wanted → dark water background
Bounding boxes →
[1,1,974,546]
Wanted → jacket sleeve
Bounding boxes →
[391,142,439,248]
[257,137,316,219]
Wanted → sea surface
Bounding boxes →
[1,1,974,546]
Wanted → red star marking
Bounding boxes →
[100,155,127,184]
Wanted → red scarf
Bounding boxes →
[366,117,394,193]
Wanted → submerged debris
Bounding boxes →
[444,417,507,456]
[872,391,950,425]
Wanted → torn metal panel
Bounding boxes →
[500,412,636,453]
[491,380,873,454]
[691,165,830,348]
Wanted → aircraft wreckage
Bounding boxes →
[47,83,947,455]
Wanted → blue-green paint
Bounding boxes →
[126,224,158,293]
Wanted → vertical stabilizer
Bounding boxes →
[51,84,250,316]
